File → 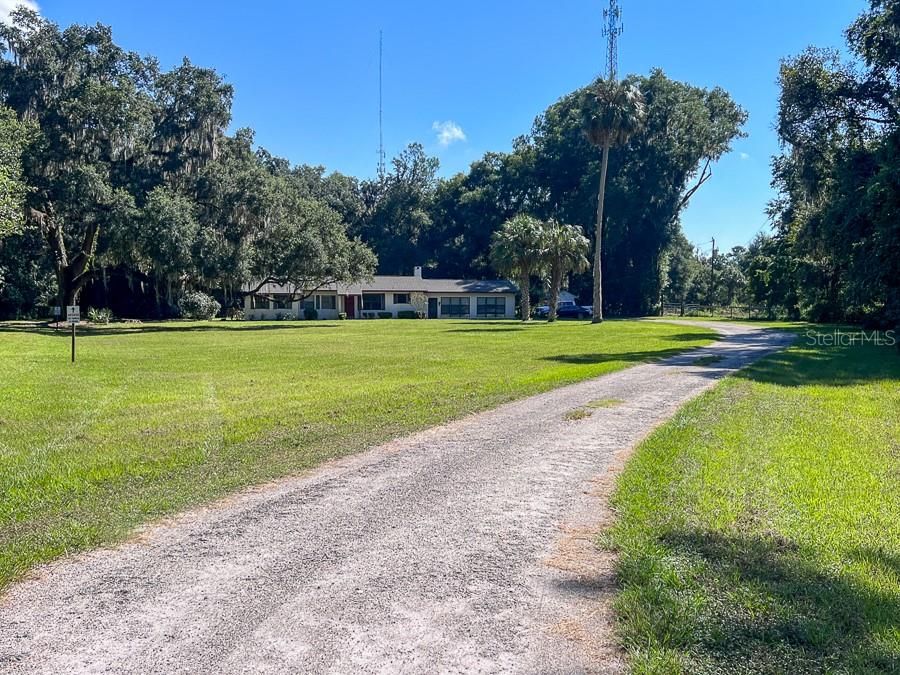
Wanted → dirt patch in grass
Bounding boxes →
[586,398,625,409]
[566,398,625,422]
[544,460,635,674]
[693,354,724,366]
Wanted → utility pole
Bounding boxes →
[377,30,386,179]
[709,237,716,306]
[602,0,623,81]
[591,0,624,324]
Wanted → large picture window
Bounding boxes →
[362,293,385,311]
[477,296,506,318]
[441,296,470,317]
[251,295,269,310]
[273,294,293,309]
[318,294,336,310]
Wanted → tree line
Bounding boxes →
[1,2,896,327]
[656,0,898,327]
[757,0,900,326]
[0,8,375,319]
[0,8,748,321]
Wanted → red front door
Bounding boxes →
[345,295,355,318]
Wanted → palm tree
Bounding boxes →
[543,220,590,322]
[582,79,645,323]
[490,214,546,321]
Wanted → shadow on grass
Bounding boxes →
[735,341,900,388]
[541,334,716,367]
[443,321,539,329]
[450,321,717,334]
[448,327,526,334]
[651,529,900,673]
[0,319,538,337]
[0,322,340,337]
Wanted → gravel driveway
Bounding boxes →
[0,322,794,674]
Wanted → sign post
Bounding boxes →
[66,305,80,363]
[52,305,61,332]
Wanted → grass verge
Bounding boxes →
[607,332,900,673]
[0,318,715,590]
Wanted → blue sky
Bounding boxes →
[15,0,865,251]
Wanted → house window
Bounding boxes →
[302,298,315,311]
[272,294,293,309]
[319,294,336,310]
[362,293,385,311]
[477,296,506,318]
[393,293,410,305]
[251,295,269,310]
[441,297,470,317]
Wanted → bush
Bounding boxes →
[303,307,318,320]
[378,311,392,319]
[409,291,428,317]
[338,312,347,320]
[87,307,114,324]
[177,290,221,320]
[397,310,419,319]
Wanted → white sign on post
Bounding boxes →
[53,306,61,318]
[66,305,80,324]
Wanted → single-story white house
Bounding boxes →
[243,267,517,320]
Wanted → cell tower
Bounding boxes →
[377,30,386,179]
[602,0,623,81]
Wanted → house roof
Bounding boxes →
[340,277,517,294]
[249,276,517,295]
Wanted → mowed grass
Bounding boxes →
[607,333,900,673]
[0,318,715,590]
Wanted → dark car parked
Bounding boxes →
[535,301,591,319]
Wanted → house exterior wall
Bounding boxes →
[353,292,514,319]
[243,292,340,321]
[354,292,417,319]
[315,293,340,320]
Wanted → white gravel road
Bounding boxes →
[0,322,794,675]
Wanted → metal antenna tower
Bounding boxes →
[377,30,386,179]
[602,0,623,81]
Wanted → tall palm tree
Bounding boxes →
[490,214,546,321]
[543,219,590,322]
[582,79,645,323]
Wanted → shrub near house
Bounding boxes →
[178,291,221,320]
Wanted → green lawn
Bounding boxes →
[0,318,715,590]
[607,331,900,673]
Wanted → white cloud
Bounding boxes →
[432,120,467,148]
[739,152,750,161]
[0,0,39,23]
